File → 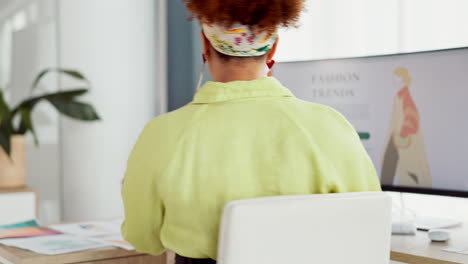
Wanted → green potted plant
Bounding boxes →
[0,68,100,189]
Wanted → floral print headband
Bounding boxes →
[201,23,278,57]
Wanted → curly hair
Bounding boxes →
[183,0,305,32]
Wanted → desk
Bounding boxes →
[2,223,467,264]
[391,222,468,264]
[0,245,166,264]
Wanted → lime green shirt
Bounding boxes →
[121,77,380,259]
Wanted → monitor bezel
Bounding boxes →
[278,46,468,198]
[382,185,468,198]
[278,46,468,63]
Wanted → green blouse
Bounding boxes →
[121,77,381,259]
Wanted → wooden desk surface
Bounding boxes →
[0,244,166,264]
[391,222,468,264]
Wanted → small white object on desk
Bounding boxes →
[0,189,36,225]
[428,229,451,242]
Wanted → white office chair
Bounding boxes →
[217,192,392,264]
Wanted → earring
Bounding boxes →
[267,59,275,76]
[267,59,276,69]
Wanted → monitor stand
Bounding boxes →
[392,212,417,235]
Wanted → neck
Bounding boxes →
[209,61,266,83]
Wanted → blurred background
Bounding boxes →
[1,0,467,225]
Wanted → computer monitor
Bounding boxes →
[274,47,468,198]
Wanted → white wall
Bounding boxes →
[276,0,468,61]
[58,0,160,221]
[276,0,400,61]
[400,0,468,52]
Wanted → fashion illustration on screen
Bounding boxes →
[381,67,432,187]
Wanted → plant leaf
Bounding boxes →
[46,89,89,100]
[32,68,51,89]
[0,89,14,138]
[18,108,38,146]
[10,88,94,134]
[11,96,42,116]
[60,70,87,81]
[10,94,44,135]
[16,89,88,110]
[47,98,100,121]
[0,89,10,125]
[0,129,10,155]
[32,68,89,89]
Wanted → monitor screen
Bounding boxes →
[274,48,468,197]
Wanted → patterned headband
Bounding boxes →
[201,23,278,57]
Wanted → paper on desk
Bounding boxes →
[48,220,134,251]
[443,246,468,255]
[0,220,39,229]
[49,220,122,237]
[0,234,110,255]
[89,234,134,251]
[0,220,61,240]
[0,227,61,239]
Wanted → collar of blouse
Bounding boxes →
[192,77,293,104]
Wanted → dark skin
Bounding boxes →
[200,31,279,82]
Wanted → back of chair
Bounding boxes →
[217,192,392,264]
